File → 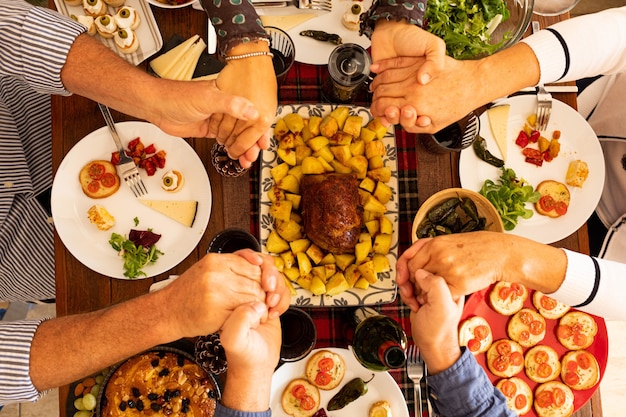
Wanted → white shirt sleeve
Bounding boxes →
[521,6,626,84]
[549,249,626,321]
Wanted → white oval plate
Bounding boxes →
[459,95,605,244]
[145,0,198,9]
[52,121,212,279]
[270,347,409,417]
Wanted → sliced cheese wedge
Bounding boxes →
[140,200,198,227]
[260,14,316,32]
[486,104,510,161]
[149,34,200,78]
[164,38,207,81]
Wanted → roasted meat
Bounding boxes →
[300,173,363,253]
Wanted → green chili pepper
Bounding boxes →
[327,374,375,411]
[473,135,504,168]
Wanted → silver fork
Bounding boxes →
[298,0,332,12]
[407,345,424,417]
[531,21,552,131]
[97,103,148,197]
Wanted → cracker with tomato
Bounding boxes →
[535,180,570,218]
[507,308,547,348]
[281,378,321,417]
[556,311,598,350]
[305,350,346,390]
[489,282,528,316]
[486,339,524,378]
[533,381,575,417]
[79,160,120,199]
[561,350,600,391]
[458,316,493,355]
[532,291,570,320]
[524,345,561,384]
[496,377,533,416]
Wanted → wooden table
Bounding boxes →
[50,4,600,416]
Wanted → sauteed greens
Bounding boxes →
[425,0,512,59]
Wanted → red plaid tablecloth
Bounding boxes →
[249,62,422,417]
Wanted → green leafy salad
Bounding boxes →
[109,229,164,279]
[479,167,540,231]
[425,0,512,59]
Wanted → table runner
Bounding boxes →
[249,62,421,416]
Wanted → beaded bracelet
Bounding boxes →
[224,51,274,61]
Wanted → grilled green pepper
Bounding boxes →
[299,30,342,45]
[473,135,504,167]
[327,374,375,411]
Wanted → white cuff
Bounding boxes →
[548,249,596,306]
[520,31,568,85]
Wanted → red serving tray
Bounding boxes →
[461,285,608,416]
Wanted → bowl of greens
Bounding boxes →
[424,0,534,60]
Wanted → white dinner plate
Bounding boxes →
[270,347,409,417]
[459,95,605,244]
[53,0,163,65]
[145,0,198,8]
[256,0,372,65]
[259,104,399,307]
[51,121,212,279]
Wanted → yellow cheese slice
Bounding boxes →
[149,34,200,78]
[139,200,198,227]
[260,14,316,32]
[164,38,207,81]
[486,104,510,161]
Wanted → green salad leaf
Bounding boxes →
[425,0,512,59]
[479,167,541,231]
[109,232,164,279]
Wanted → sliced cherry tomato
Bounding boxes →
[100,172,118,188]
[535,390,553,408]
[509,351,523,367]
[573,332,588,347]
[577,352,592,370]
[88,163,105,179]
[496,341,512,356]
[318,358,334,372]
[515,394,528,410]
[555,201,568,216]
[474,325,489,341]
[500,380,517,398]
[535,350,549,364]
[511,283,525,297]
[566,360,578,372]
[519,311,533,325]
[536,363,553,379]
[564,371,580,386]
[291,384,307,399]
[571,323,584,333]
[529,320,546,335]
[540,295,557,311]
[467,338,481,352]
[87,181,100,194]
[557,324,573,339]
[539,195,556,212]
[314,371,332,387]
[300,395,316,411]
[519,330,530,342]
[499,286,512,300]
[492,356,509,372]
[553,387,566,407]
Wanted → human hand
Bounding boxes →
[219,302,281,411]
[409,270,463,374]
[161,249,278,338]
[212,52,278,168]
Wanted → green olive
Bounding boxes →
[99,16,110,25]
[117,29,128,39]
[351,4,361,14]
[162,176,174,187]
[120,8,130,18]
[87,0,97,5]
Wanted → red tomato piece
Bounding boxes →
[509,351,523,367]
[539,195,556,212]
[111,151,121,165]
[555,201,568,216]
[300,395,316,411]
[564,371,580,386]
[474,325,489,341]
[566,360,578,372]
[500,380,517,398]
[467,338,481,352]
[315,371,332,387]
[540,296,557,311]
[522,148,542,159]
[577,352,592,370]
[499,286,512,300]
[88,163,105,179]
[318,358,334,372]
[519,311,533,325]
[492,356,509,372]
[573,332,588,347]
[100,172,117,188]
[515,131,530,148]
[557,324,573,339]
[535,390,553,408]
[525,156,544,166]
[529,320,545,335]
[154,150,167,168]
[529,130,541,143]
[87,181,100,193]
[143,159,157,176]
[128,137,141,151]
[519,330,530,342]
[511,283,525,297]
[144,144,156,154]
[537,363,553,379]
[515,394,528,410]
[535,350,549,364]
[553,388,566,407]
[291,384,307,399]
[496,342,512,356]
[542,151,554,162]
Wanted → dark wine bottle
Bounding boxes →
[351,307,407,371]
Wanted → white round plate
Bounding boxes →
[459,95,605,244]
[270,347,409,417]
[258,0,372,65]
[145,0,198,8]
[51,121,212,279]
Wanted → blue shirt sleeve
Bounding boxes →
[427,348,516,417]
[215,403,272,417]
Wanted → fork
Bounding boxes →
[298,0,332,12]
[97,103,148,197]
[531,21,552,131]
[407,345,424,417]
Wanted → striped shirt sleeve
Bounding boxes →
[0,0,86,95]
[0,319,47,405]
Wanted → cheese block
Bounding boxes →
[150,34,200,78]
[139,199,198,227]
[164,38,207,81]
[486,104,510,161]
[260,14,316,32]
